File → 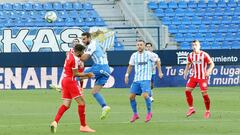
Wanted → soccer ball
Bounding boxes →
[45,11,57,23]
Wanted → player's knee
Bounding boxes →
[142,93,149,99]
[201,91,208,96]
[129,94,136,100]
[185,87,193,92]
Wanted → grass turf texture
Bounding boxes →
[0,87,239,135]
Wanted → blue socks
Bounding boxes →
[149,90,152,97]
[145,97,152,113]
[130,99,137,114]
[93,93,106,108]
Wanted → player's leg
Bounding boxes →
[199,79,211,119]
[129,82,140,122]
[149,75,155,102]
[50,99,71,133]
[141,81,152,122]
[74,96,95,132]
[185,78,197,117]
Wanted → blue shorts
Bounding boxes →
[84,64,110,86]
[130,80,151,95]
[151,74,156,83]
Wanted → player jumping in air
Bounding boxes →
[125,40,162,123]
[80,32,111,120]
[50,44,95,133]
[183,40,215,119]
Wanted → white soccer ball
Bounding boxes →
[45,11,57,23]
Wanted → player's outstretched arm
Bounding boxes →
[183,63,191,80]
[73,69,95,78]
[125,65,133,85]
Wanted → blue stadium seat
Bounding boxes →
[33,3,43,10]
[83,3,93,10]
[236,32,240,40]
[187,25,198,33]
[69,10,78,18]
[13,3,23,10]
[23,3,33,11]
[63,2,73,10]
[208,24,217,32]
[79,11,88,19]
[168,1,178,9]
[228,24,238,32]
[154,9,164,17]
[204,8,215,16]
[178,24,187,33]
[65,18,75,26]
[3,3,12,11]
[178,1,187,8]
[197,0,207,8]
[158,1,168,9]
[198,24,208,33]
[222,16,232,24]
[85,17,95,26]
[211,16,221,24]
[218,24,229,32]
[221,41,231,49]
[185,8,195,16]
[180,42,191,50]
[191,16,201,24]
[188,1,197,8]
[224,8,234,16]
[215,33,224,41]
[175,33,184,42]
[208,1,217,8]
[185,33,194,42]
[225,33,235,41]
[43,3,53,10]
[75,18,86,26]
[95,17,105,26]
[217,0,227,7]
[205,33,215,42]
[55,18,65,27]
[232,16,240,24]
[147,2,158,10]
[194,33,205,41]
[202,16,211,24]
[161,17,171,25]
[164,9,175,17]
[201,42,211,49]
[175,8,185,16]
[195,8,205,16]
[181,17,191,24]
[231,41,240,49]
[228,0,237,7]
[53,2,63,10]
[168,25,178,33]
[214,7,224,16]
[73,2,83,10]
[57,11,68,19]
[234,8,240,15]
[172,17,181,25]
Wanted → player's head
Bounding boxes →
[192,40,201,52]
[81,32,91,46]
[136,39,145,52]
[73,44,85,57]
[145,42,153,52]
[72,38,80,47]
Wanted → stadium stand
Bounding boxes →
[148,0,240,49]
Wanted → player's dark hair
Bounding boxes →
[74,44,85,52]
[192,40,200,43]
[82,32,91,38]
[145,42,152,47]
[137,39,145,43]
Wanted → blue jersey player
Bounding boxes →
[124,40,162,123]
[80,32,111,120]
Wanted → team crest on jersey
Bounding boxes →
[176,51,189,65]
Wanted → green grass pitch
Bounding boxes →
[0,87,240,135]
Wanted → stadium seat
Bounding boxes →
[83,3,93,10]
[155,9,164,17]
[205,33,215,42]
[3,3,12,11]
[202,16,212,24]
[232,16,240,24]
[222,16,232,24]
[53,2,63,10]
[231,41,240,49]
[63,2,73,10]
[69,10,78,18]
[194,33,205,41]
[168,1,178,9]
[208,1,217,8]
[198,24,208,33]
[147,2,158,10]
[217,0,227,7]
[180,42,191,50]
[228,24,238,32]
[168,25,178,33]
[75,18,86,26]
[172,17,181,25]
[95,17,106,26]
[228,0,237,7]
[195,8,205,16]
[201,42,211,49]
[214,7,224,16]
[197,0,207,8]
[187,25,198,33]
[55,18,65,27]
[33,3,43,10]
[225,33,236,41]
[175,33,185,42]
[87,10,99,18]
[215,33,224,41]
[211,16,221,24]
[234,8,240,15]
[65,18,75,26]
[178,25,187,33]
[73,2,83,10]
[185,8,195,16]
[164,9,175,17]
[218,24,229,32]
[208,24,217,32]
[13,3,23,10]
[185,33,194,42]
[204,8,215,16]
[175,8,185,16]
[178,1,187,8]
[85,17,95,26]
[161,17,171,25]
[57,11,68,19]
[188,1,197,8]
[158,1,168,9]
[181,17,191,25]
[23,3,33,11]
[43,3,53,10]
[191,16,201,24]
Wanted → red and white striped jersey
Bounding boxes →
[187,51,212,79]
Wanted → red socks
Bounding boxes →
[54,105,69,123]
[203,95,210,111]
[78,105,86,126]
[185,91,193,107]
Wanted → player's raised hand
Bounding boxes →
[87,72,95,78]
[159,72,163,78]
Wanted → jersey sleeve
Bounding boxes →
[129,53,135,65]
[187,54,192,63]
[72,55,79,69]
[84,40,96,55]
[204,52,212,63]
[148,51,158,62]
